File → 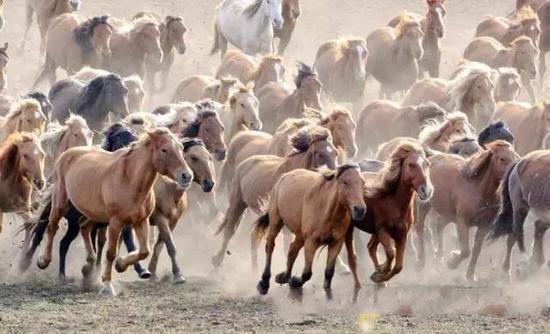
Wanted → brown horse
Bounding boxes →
[537,1,550,88]
[476,6,540,47]
[37,128,193,296]
[0,99,47,142]
[0,42,7,92]
[20,0,81,53]
[215,51,285,94]
[403,61,496,129]
[355,142,432,283]
[254,164,366,295]
[273,0,300,54]
[415,141,519,279]
[33,14,112,87]
[172,75,238,104]
[494,67,521,102]
[218,84,261,142]
[464,36,539,103]
[107,17,163,78]
[314,37,368,107]
[367,18,424,99]
[212,125,339,268]
[0,133,45,233]
[493,101,550,155]
[356,100,446,155]
[258,62,322,133]
[183,100,227,161]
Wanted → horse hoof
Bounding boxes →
[515,260,531,281]
[36,257,50,270]
[19,256,32,271]
[58,274,68,284]
[275,272,289,285]
[99,283,117,297]
[465,273,477,282]
[114,258,126,273]
[139,270,152,279]
[446,252,461,270]
[257,280,269,295]
[288,276,303,289]
[149,274,160,283]
[370,271,384,283]
[82,264,94,277]
[173,274,186,284]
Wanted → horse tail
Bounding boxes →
[210,22,221,56]
[488,161,518,241]
[252,214,270,242]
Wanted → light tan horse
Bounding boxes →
[258,62,322,133]
[36,128,193,296]
[254,164,366,295]
[493,101,550,155]
[33,14,112,87]
[215,51,285,93]
[403,61,496,128]
[172,75,238,103]
[494,67,521,102]
[218,84,261,142]
[212,125,339,268]
[0,133,45,233]
[0,99,47,143]
[476,6,540,47]
[314,36,368,107]
[367,18,424,99]
[464,36,539,103]
[20,0,81,53]
[40,115,93,176]
[415,141,519,279]
[357,100,446,155]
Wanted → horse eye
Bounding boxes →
[240,103,245,108]
[191,157,198,162]
[343,181,348,186]
[161,148,168,153]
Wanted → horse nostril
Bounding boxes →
[352,206,366,220]
[202,180,215,192]
[181,172,192,183]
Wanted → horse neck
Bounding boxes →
[391,39,414,66]
[279,150,309,172]
[77,91,108,129]
[116,33,145,68]
[283,90,305,117]
[120,144,158,200]
[228,109,248,138]
[393,178,416,213]
[159,23,174,53]
[338,55,359,84]
[254,68,273,90]
[458,85,476,115]
[422,28,439,49]
[53,0,71,15]
[476,164,501,199]
[317,178,348,221]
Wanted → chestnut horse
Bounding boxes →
[36,128,193,295]
[254,164,366,295]
[273,0,301,54]
[476,6,540,47]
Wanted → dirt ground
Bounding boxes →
[2,0,550,333]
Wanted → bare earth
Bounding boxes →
[1,0,550,332]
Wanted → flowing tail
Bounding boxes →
[210,22,221,56]
[252,214,270,242]
[488,161,518,241]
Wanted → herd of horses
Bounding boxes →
[0,0,548,299]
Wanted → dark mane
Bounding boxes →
[322,163,360,180]
[101,123,137,152]
[74,15,111,54]
[295,62,317,88]
[166,15,184,27]
[243,0,263,18]
[182,138,205,152]
[75,74,122,114]
[182,100,219,137]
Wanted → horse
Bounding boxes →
[172,75,238,104]
[314,37,368,107]
[254,164,366,295]
[0,99,47,142]
[215,51,285,94]
[40,115,93,176]
[133,12,187,93]
[71,66,145,113]
[355,142,432,284]
[414,141,519,278]
[212,125,339,268]
[464,36,539,103]
[0,0,4,31]
[478,121,515,148]
[257,62,322,133]
[403,61,496,129]
[106,17,163,78]
[494,67,522,102]
[0,42,8,91]
[537,1,550,88]
[24,90,53,120]
[489,150,550,281]
[476,6,540,47]
[273,0,300,54]
[182,100,227,161]
[49,74,129,131]
[33,14,112,87]
[218,84,261,142]
[20,0,81,53]
[447,137,483,157]
[367,17,424,99]
[211,0,284,57]
[36,128,193,296]
[0,133,45,234]
[493,101,550,155]
[356,100,446,155]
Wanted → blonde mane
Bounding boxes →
[317,36,365,60]
[447,62,495,111]
[418,111,471,147]
[289,125,331,154]
[121,17,158,37]
[395,16,421,39]
[40,115,88,157]
[275,117,315,134]
[250,55,283,80]
[516,5,538,23]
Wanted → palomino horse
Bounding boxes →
[212,125,338,268]
[20,0,81,53]
[494,67,521,102]
[211,0,283,57]
[0,133,45,233]
[273,0,300,54]
[490,150,550,281]
[254,164,366,296]
[314,37,368,107]
[476,6,540,47]
[172,75,238,103]
[0,42,8,91]
[36,128,193,296]
[493,101,550,155]
[215,51,285,94]
[355,142,432,283]
[367,17,424,99]
[218,84,261,142]
[415,141,519,279]
[0,99,47,142]
[258,62,322,133]
[403,61,496,129]
[33,14,112,87]
[464,36,539,103]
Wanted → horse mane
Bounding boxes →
[318,107,352,126]
[415,101,447,122]
[101,123,137,151]
[295,62,317,89]
[154,102,196,128]
[74,15,111,54]
[182,137,205,152]
[322,163,360,180]
[461,140,512,179]
[394,16,421,39]
[250,55,283,80]
[516,5,538,22]
[6,99,41,121]
[40,115,87,156]
[275,117,315,134]
[366,141,426,197]
[497,67,520,80]
[75,74,122,113]
[0,133,31,179]
[418,111,470,146]
[447,62,495,109]
[243,0,263,18]
[127,17,157,37]
[318,36,365,60]
[182,100,219,137]
[289,125,331,153]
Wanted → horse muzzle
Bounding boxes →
[33,179,45,191]
[417,185,433,202]
[214,149,226,161]
[179,172,193,189]
[351,205,367,221]
[272,18,284,30]
[177,43,187,55]
[249,121,262,131]
[202,179,215,193]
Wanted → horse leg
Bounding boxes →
[502,234,515,281]
[367,234,381,272]
[18,3,34,53]
[465,226,489,281]
[274,236,304,285]
[447,223,470,270]
[277,33,291,55]
[344,227,361,291]
[219,33,228,59]
[80,224,98,291]
[530,220,549,271]
[372,234,406,283]
[101,221,123,296]
[323,238,346,299]
[37,185,68,269]
[147,227,164,282]
[58,217,80,282]
[114,220,150,273]
[377,230,395,275]
[288,239,318,289]
[212,198,247,268]
[20,201,51,270]
[539,50,547,91]
[431,216,445,262]
[250,229,259,270]
[521,74,537,103]
[120,225,150,278]
[414,203,429,270]
[256,214,284,295]
[160,219,185,283]
[95,225,106,269]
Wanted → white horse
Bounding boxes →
[211,0,284,58]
